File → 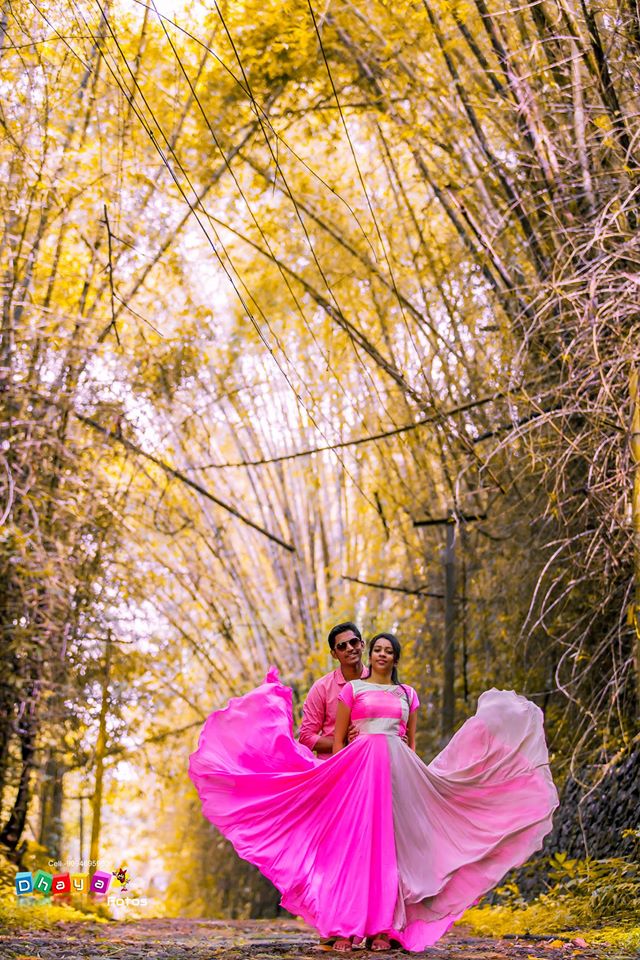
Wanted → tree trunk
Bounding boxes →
[441,518,457,741]
[38,749,65,860]
[0,679,39,855]
[0,633,16,811]
[89,633,111,867]
[631,364,640,721]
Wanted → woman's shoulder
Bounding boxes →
[399,684,420,711]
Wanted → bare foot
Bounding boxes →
[369,934,391,951]
[333,937,353,952]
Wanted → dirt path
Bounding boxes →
[0,918,630,960]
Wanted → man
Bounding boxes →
[298,621,366,759]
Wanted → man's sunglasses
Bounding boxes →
[334,637,363,652]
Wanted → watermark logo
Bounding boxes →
[15,862,147,907]
[112,865,131,890]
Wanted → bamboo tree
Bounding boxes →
[631,363,640,714]
[89,632,112,869]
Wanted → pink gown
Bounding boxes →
[188,669,558,951]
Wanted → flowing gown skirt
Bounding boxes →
[188,670,559,951]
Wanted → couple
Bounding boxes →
[188,622,559,953]
[298,622,386,762]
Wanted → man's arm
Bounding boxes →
[298,681,330,755]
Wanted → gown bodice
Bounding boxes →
[341,679,419,737]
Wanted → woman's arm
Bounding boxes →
[332,700,351,753]
[406,710,417,751]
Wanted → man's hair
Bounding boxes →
[328,621,362,650]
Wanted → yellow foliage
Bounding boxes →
[462,904,640,952]
[0,897,106,930]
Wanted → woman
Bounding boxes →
[188,633,558,952]
[330,632,420,950]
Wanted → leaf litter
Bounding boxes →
[0,919,633,960]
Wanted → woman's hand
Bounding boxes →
[332,701,351,753]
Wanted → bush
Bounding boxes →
[463,851,640,951]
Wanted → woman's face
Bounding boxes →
[370,638,396,673]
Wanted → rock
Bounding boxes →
[508,746,640,898]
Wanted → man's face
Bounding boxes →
[331,629,364,668]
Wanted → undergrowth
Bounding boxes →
[463,850,640,952]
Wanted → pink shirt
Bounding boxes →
[298,667,368,760]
